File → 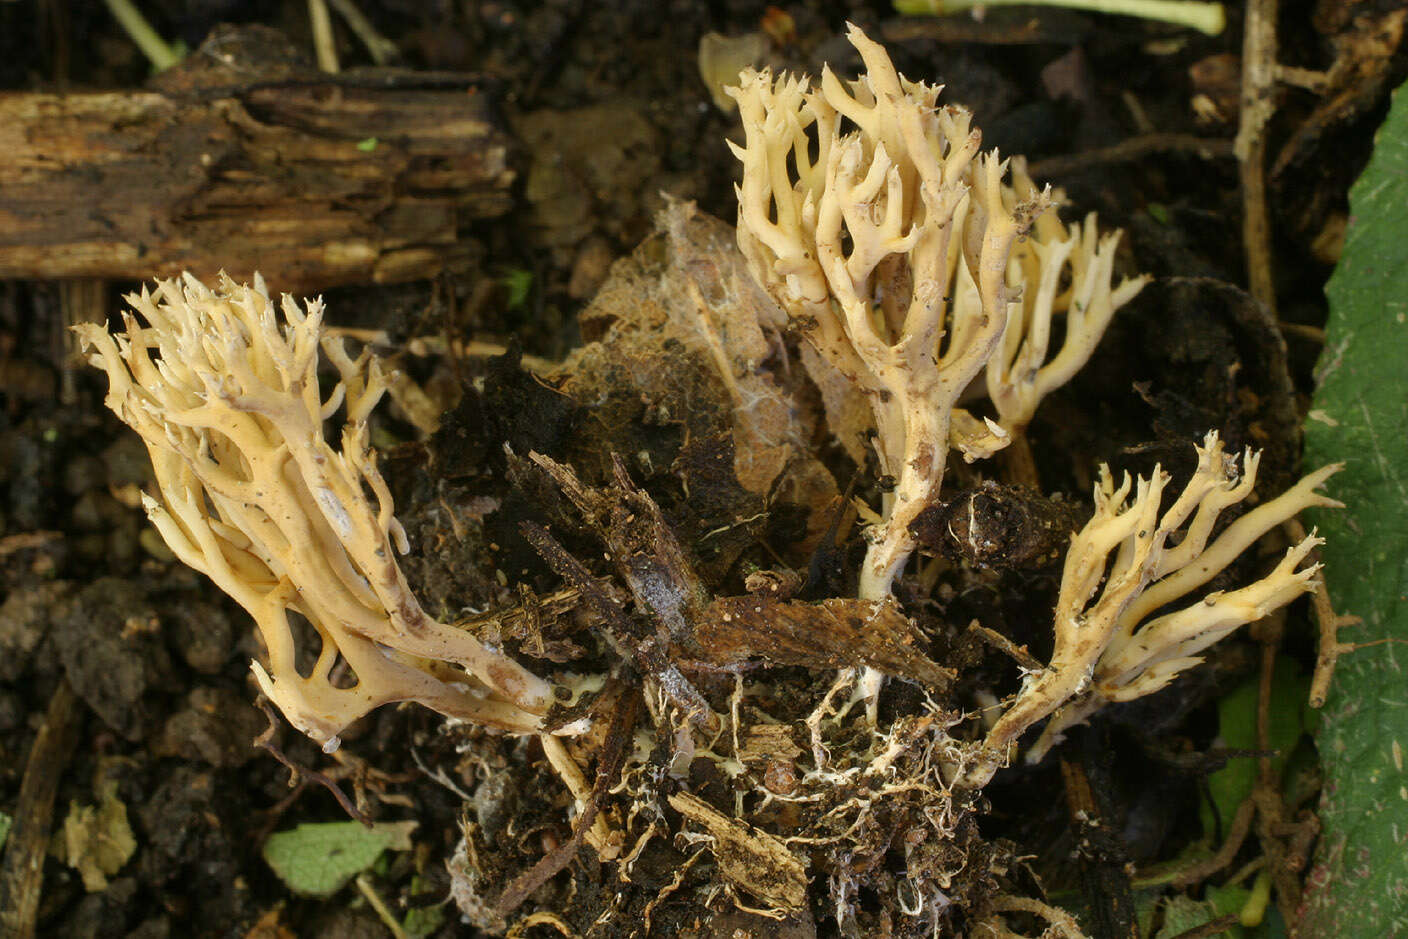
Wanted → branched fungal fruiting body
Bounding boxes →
[728,24,1151,731]
[963,432,1341,787]
[76,274,557,748]
[985,160,1151,437]
[727,25,1150,607]
[728,23,1041,603]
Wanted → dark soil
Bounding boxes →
[0,1,1403,937]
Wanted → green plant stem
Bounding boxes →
[101,0,181,71]
[894,0,1226,36]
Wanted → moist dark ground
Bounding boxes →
[0,1,1403,937]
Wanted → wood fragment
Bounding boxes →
[736,724,802,765]
[1270,10,1407,182]
[693,595,954,692]
[0,680,84,939]
[0,27,513,293]
[519,520,719,734]
[1059,758,1138,939]
[667,791,808,911]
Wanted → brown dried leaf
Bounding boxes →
[798,342,872,466]
[560,199,827,499]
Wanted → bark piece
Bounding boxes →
[693,596,954,692]
[0,26,513,293]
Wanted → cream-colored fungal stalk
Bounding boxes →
[728,23,1043,602]
[963,433,1340,787]
[76,274,557,749]
[985,161,1151,437]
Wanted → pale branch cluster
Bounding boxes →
[75,274,558,749]
[963,433,1342,787]
[985,160,1152,436]
[727,24,1145,602]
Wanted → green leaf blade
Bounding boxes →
[262,820,417,898]
[1302,80,1408,936]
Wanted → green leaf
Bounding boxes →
[402,874,446,938]
[501,268,534,310]
[262,820,417,897]
[1155,894,1240,939]
[1203,667,1308,835]
[1302,79,1408,936]
[1209,883,1254,932]
[0,812,10,849]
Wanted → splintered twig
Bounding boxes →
[1287,517,1365,708]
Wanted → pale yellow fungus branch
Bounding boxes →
[76,274,558,749]
[728,23,1045,605]
[986,160,1151,439]
[963,432,1340,787]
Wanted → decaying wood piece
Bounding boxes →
[0,681,84,939]
[694,595,954,692]
[0,26,513,293]
[526,450,952,693]
[667,791,808,912]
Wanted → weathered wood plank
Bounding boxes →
[0,29,514,293]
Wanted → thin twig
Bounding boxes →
[0,680,84,939]
[1252,618,1302,930]
[969,621,1044,672]
[356,873,409,939]
[1027,133,1233,179]
[58,281,106,406]
[1172,798,1256,887]
[327,0,399,64]
[1277,322,1325,344]
[308,0,340,73]
[1288,518,1365,708]
[988,895,1089,939]
[0,531,62,557]
[1236,0,1280,314]
[102,0,181,71]
[253,699,370,826]
[494,690,639,916]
